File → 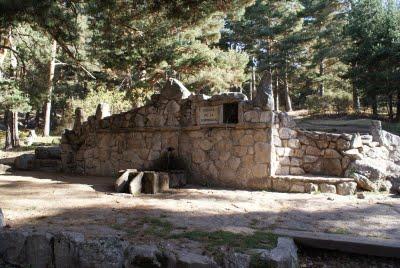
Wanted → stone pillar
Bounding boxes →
[73,108,84,132]
[370,120,382,144]
[254,71,274,111]
[95,103,111,121]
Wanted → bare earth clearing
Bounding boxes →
[1,171,399,244]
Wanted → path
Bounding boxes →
[0,171,399,243]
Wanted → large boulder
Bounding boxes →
[253,72,274,111]
[24,232,54,268]
[124,244,162,268]
[337,182,357,195]
[259,237,298,268]
[114,169,138,193]
[223,251,251,268]
[345,158,400,192]
[0,230,30,266]
[14,154,35,170]
[78,237,126,268]
[53,232,85,268]
[0,164,11,174]
[160,78,191,101]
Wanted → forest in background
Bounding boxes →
[0,0,399,149]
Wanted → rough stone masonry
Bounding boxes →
[61,79,400,192]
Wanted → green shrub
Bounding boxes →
[306,91,352,115]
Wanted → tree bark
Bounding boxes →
[12,111,19,147]
[43,39,57,137]
[388,93,393,120]
[283,71,292,112]
[372,95,378,116]
[353,87,361,113]
[318,60,325,96]
[274,71,279,111]
[4,110,12,150]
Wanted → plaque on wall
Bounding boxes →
[199,106,220,125]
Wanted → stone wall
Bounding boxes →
[273,113,400,193]
[61,80,275,188]
[60,79,400,192]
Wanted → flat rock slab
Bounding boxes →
[273,175,355,184]
[272,228,400,259]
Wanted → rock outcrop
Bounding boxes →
[0,229,299,268]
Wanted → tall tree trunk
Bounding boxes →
[318,60,325,96]
[0,28,12,79]
[25,112,30,128]
[43,40,57,137]
[4,110,12,150]
[251,62,256,100]
[35,109,40,128]
[12,111,19,147]
[396,91,400,122]
[353,87,361,113]
[372,95,378,116]
[388,93,393,120]
[274,71,279,111]
[283,71,292,112]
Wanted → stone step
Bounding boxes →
[272,228,400,259]
[270,175,356,195]
[32,159,62,172]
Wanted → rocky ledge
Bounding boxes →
[0,228,298,268]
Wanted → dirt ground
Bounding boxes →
[0,171,399,244]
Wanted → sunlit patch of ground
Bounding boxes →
[0,171,399,244]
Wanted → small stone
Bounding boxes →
[95,103,111,120]
[290,183,305,193]
[337,182,357,195]
[337,139,351,151]
[279,128,297,140]
[343,149,363,160]
[380,181,392,192]
[350,133,363,149]
[260,111,273,123]
[305,146,321,156]
[316,140,329,149]
[327,197,334,201]
[320,184,337,194]
[260,237,298,268]
[303,155,319,163]
[288,139,301,149]
[244,110,260,123]
[290,158,302,167]
[357,193,366,199]
[323,149,341,159]
[322,159,343,177]
[305,183,318,193]
[290,167,305,175]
